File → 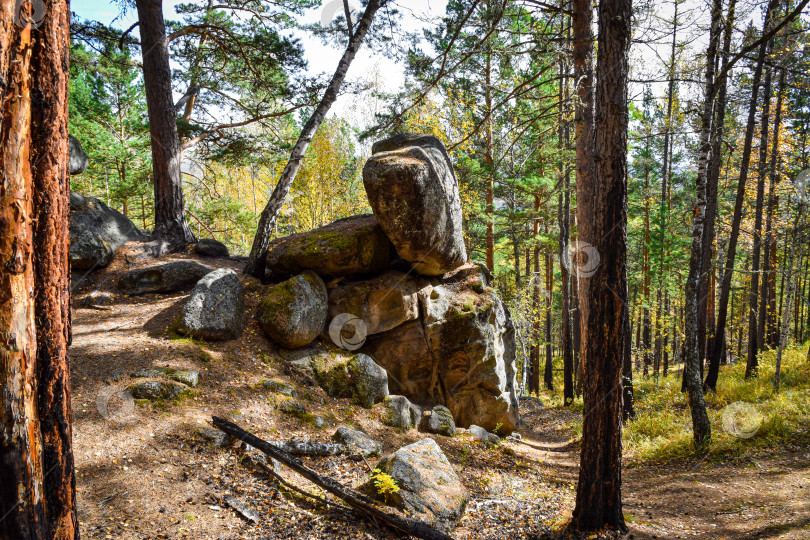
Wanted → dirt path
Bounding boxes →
[68,256,809,539]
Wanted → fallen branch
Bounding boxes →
[212,416,454,540]
[269,440,346,457]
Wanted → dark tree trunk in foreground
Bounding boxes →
[544,249,554,390]
[569,0,630,533]
[1,2,77,538]
[136,0,196,249]
[709,0,775,379]
[245,0,383,277]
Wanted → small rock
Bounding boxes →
[130,367,200,388]
[383,395,422,430]
[347,354,389,408]
[224,495,259,523]
[198,427,232,447]
[421,405,456,437]
[194,238,229,258]
[332,427,383,458]
[364,438,468,532]
[262,379,297,398]
[505,432,522,443]
[278,397,306,417]
[469,424,500,444]
[108,368,126,382]
[128,380,189,401]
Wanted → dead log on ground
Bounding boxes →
[212,416,454,540]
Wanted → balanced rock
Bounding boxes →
[257,271,327,349]
[326,270,424,336]
[291,349,388,409]
[363,134,467,276]
[363,263,519,434]
[365,438,468,532]
[382,395,422,430]
[332,427,383,458]
[70,191,147,269]
[265,215,394,280]
[118,260,212,295]
[177,268,244,340]
[421,405,456,437]
[194,238,229,258]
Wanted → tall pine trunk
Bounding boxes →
[245,0,383,277]
[569,0,631,532]
[1,1,77,537]
[708,0,776,377]
[745,66,773,377]
[136,0,197,249]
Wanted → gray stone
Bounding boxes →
[265,214,394,280]
[365,438,468,532]
[198,427,232,447]
[421,405,456,437]
[118,260,212,295]
[70,191,147,269]
[262,379,298,398]
[257,271,328,349]
[69,136,89,175]
[128,380,189,401]
[363,134,467,276]
[469,425,500,444]
[332,427,383,458]
[290,349,388,409]
[130,367,200,388]
[383,395,422,430]
[278,397,306,417]
[194,238,229,258]
[177,268,244,341]
[362,262,519,434]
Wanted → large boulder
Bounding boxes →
[362,263,519,434]
[382,395,422,430]
[69,136,89,175]
[257,271,328,348]
[70,191,147,269]
[364,438,468,532]
[326,270,425,336]
[118,260,212,295]
[290,348,388,408]
[332,427,383,458]
[363,134,467,276]
[265,215,394,280]
[177,268,244,340]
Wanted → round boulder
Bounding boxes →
[257,271,328,349]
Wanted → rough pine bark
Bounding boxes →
[0,2,76,537]
[544,248,554,391]
[136,0,196,249]
[568,0,630,532]
[245,0,383,277]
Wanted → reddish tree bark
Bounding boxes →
[0,1,77,538]
[569,0,631,532]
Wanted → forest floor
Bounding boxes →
[69,250,810,539]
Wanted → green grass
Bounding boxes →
[530,343,810,464]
